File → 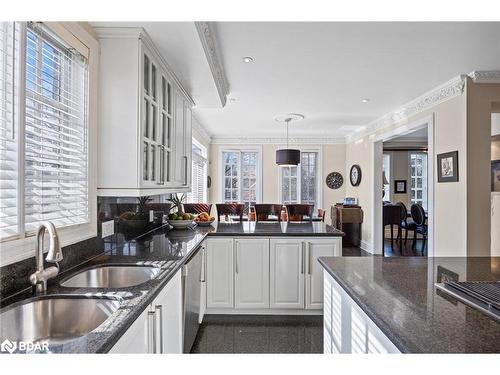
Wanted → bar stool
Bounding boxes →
[254,204,283,222]
[285,204,314,222]
[215,203,244,222]
[183,203,212,215]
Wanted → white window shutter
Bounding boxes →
[0,22,20,239]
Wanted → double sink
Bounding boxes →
[0,264,160,350]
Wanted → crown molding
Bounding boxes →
[192,116,212,145]
[468,70,500,84]
[210,136,346,145]
[346,74,466,143]
[195,22,230,107]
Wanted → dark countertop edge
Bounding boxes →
[318,257,414,353]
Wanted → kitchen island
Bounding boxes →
[319,256,500,353]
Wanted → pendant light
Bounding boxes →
[275,114,303,167]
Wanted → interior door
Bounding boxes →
[234,238,270,309]
[305,239,341,309]
[269,239,304,309]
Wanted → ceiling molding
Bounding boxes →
[195,22,230,107]
[211,136,346,145]
[346,74,466,143]
[192,116,212,145]
[468,70,500,84]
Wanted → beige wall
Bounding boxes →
[493,137,500,160]
[387,151,411,207]
[209,143,346,219]
[346,94,468,256]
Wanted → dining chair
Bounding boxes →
[317,208,326,222]
[183,203,212,215]
[285,204,314,222]
[396,202,416,248]
[215,203,245,222]
[254,204,283,222]
[382,204,401,255]
[410,203,428,255]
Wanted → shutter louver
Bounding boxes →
[187,148,207,203]
[0,22,20,240]
[24,23,89,233]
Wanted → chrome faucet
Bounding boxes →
[29,221,63,293]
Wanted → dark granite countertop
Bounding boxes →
[204,221,344,236]
[319,256,500,353]
[1,221,342,353]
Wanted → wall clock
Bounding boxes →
[350,165,362,186]
[326,172,343,189]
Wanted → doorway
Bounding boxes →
[371,116,434,257]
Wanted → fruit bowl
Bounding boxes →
[194,218,215,227]
[167,219,196,229]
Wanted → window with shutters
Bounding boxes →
[187,138,207,203]
[279,149,322,212]
[0,22,91,244]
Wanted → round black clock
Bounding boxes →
[350,164,362,186]
[326,172,343,189]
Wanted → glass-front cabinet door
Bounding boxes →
[141,48,162,188]
[159,74,173,186]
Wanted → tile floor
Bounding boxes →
[190,315,323,354]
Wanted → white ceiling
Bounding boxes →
[91,22,500,140]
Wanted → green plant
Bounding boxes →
[167,193,186,214]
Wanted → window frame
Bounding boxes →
[1,22,98,267]
[187,137,208,203]
[219,146,262,209]
[409,152,428,210]
[277,146,323,210]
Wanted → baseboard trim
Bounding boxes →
[360,240,374,254]
[205,308,323,315]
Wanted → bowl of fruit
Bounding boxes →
[167,212,196,229]
[194,212,215,226]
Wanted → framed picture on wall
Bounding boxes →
[492,160,500,192]
[437,151,459,182]
[394,180,407,194]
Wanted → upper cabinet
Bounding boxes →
[96,28,194,196]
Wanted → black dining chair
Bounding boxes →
[410,203,427,255]
[382,204,401,255]
[396,202,417,249]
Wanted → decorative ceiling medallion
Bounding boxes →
[195,22,230,107]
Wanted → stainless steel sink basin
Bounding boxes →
[60,264,160,288]
[0,295,121,346]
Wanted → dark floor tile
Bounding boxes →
[191,315,323,354]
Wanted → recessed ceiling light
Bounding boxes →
[242,56,254,63]
[361,98,370,103]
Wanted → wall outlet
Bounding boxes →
[102,220,115,238]
[149,210,154,222]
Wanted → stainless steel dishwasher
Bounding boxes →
[182,245,203,353]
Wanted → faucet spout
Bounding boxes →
[30,221,63,293]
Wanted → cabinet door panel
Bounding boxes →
[172,90,185,186]
[306,238,341,310]
[153,270,183,353]
[270,239,304,309]
[206,238,234,308]
[234,238,270,309]
[109,308,149,353]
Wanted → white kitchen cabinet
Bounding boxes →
[269,239,305,309]
[109,269,182,354]
[95,27,193,196]
[206,238,234,308]
[323,270,400,354]
[109,304,151,353]
[199,244,207,323]
[234,238,270,309]
[305,238,341,310]
[150,270,183,353]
